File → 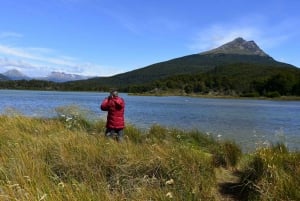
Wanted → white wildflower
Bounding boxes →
[66,117,73,122]
[165,178,174,185]
[166,192,173,198]
[39,194,47,201]
[58,182,65,188]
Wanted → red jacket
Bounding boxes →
[100,96,125,129]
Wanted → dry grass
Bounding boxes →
[0,115,217,200]
[0,110,299,201]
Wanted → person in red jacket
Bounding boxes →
[100,90,125,141]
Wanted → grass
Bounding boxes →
[0,108,299,200]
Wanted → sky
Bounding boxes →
[0,0,299,77]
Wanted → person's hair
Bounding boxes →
[110,90,118,97]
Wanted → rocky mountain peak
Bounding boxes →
[201,37,269,57]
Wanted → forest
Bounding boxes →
[127,63,300,97]
[1,63,300,98]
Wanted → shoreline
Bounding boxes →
[128,92,300,101]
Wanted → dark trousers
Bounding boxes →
[105,128,124,142]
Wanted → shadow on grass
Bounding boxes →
[218,171,250,201]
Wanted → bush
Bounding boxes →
[240,92,260,97]
[266,91,281,98]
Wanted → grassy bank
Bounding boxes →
[0,111,299,200]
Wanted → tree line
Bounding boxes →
[127,63,300,97]
[1,63,300,98]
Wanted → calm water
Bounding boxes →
[1,90,299,151]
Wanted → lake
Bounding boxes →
[1,90,299,151]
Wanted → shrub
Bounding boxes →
[266,91,281,98]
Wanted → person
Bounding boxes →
[100,90,125,142]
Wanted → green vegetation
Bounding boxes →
[129,63,300,97]
[0,107,299,200]
[1,54,300,98]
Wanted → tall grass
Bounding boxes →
[0,114,217,200]
[239,143,300,200]
[0,109,299,200]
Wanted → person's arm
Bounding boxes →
[113,97,125,109]
[100,98,110,111]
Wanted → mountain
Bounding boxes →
[72,37,295,88]
[41,72,92,82]
[2,37,299,95]
[201,37,269,56]
[1,69,91,82]
[0,73,9,81]
[3,69,30,80]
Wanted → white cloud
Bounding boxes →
[0,44,119,77]
[76,63,124,77]
[0,58,33,71]
[188,15,299,53]
[0,57,48,76]
[0,45,78,66]
[0,32,23,39]
[189,25,260,52]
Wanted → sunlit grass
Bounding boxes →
[238,143,300,200]
[0,107,299,200]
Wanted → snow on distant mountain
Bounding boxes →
[40,71,92,82]
[2,69,92,82]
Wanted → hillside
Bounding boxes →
[62,37,299,93]
[123,63,299,98]
[108,53,280,85]
[64,53,281,89]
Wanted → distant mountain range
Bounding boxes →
[39,72,92,82]
[1,70,92,82]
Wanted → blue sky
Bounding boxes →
[0,0,299,77]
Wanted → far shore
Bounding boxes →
[128,92,300,101]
